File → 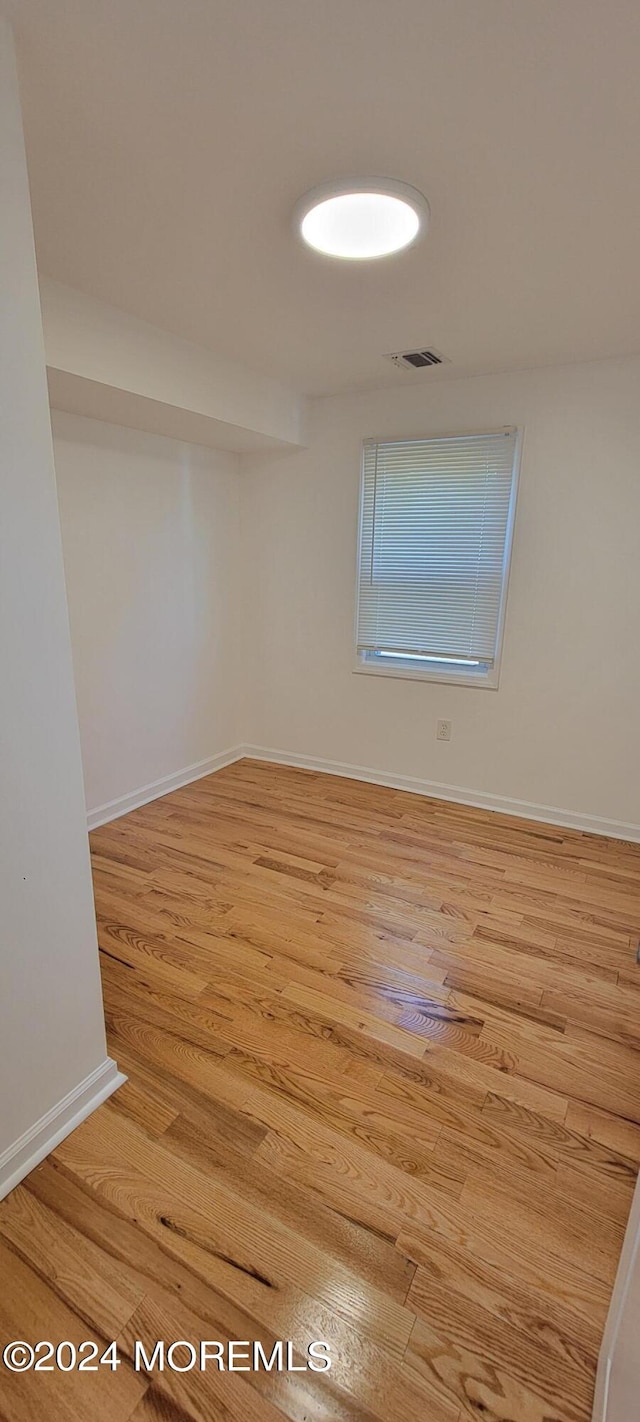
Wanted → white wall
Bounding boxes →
[53,411,244,817]
[243,356,640,832]
[0,21,112,1184]
[594,1170,640,1422]
[42,278,307,454]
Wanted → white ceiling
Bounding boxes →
[12,0,640,396]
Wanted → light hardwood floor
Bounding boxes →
[2,759,640,1421]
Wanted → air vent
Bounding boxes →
[383,347,450,372]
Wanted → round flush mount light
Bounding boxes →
[294,177,430,260]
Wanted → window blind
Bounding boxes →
[356,428,518,665]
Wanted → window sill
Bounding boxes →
[353,659,499,689]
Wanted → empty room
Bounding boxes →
[2,2,640,1419]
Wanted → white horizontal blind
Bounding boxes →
[356,429,518,664]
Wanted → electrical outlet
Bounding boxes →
[436,719,452,741]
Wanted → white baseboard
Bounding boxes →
[86,739,640,844]
[87,746,245,829]
[242,744,640,844]
[0,1058,125,1201]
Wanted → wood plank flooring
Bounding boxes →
[2,758,640,1421]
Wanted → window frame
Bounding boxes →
[353,426,522,690]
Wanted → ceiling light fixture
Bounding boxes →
[294,178,430,260]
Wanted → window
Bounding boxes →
[355,427,520,688]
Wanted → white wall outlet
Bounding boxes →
[436,719,452,741]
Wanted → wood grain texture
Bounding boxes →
[2,758,640,1421]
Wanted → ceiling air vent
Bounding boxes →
[383,347,450,372]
